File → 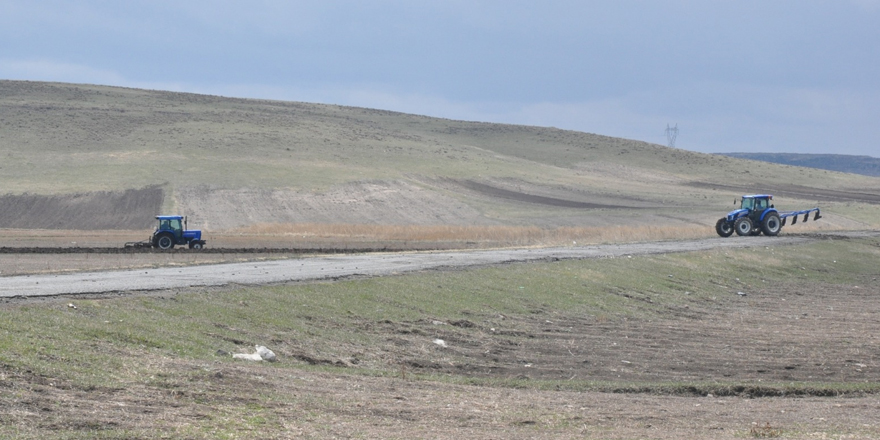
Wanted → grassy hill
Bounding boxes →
[718,153,880,177]
[2,80,879,235]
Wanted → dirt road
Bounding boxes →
[4,233,867,299]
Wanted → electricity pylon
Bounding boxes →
[665,123,679,148]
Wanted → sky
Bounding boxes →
[1,1,878,156]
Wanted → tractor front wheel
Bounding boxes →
[761,213,782,236]
[189,241,203,250]
[734,217,753,236]
[715,218,734,237]
[155,233,175,250]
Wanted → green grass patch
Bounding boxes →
[1,236,879,438]
[1,237,877,386]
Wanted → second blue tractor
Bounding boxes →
[715,195,821,237]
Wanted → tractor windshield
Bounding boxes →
[740,198,754,210]
[158,218,182,232]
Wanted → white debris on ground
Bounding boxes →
[433,339,447,348]
[233,345,277,362]
[256,345,276,361]
[232,352,263,361]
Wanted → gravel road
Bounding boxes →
[0,233,869,299]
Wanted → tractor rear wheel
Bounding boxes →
[761,213,782,236]
[155,233,175,250]
[734,217,753,236]
[715,218,734,237]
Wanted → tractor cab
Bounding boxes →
[157,216,183,238]
[737,195,773,218]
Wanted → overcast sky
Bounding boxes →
[1,1,878,156]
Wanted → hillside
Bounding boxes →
[2,80,879,233]
[718,153,880,177]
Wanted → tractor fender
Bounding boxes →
[758,208,779,222]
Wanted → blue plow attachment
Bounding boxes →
[779,208,821,227]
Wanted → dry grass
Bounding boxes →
[225,222,712,246]
[750,422,783,438]
[4,80,879,199]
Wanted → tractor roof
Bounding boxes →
[743,194,773,199]
[156,215,184,220]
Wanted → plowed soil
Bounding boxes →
[0,186,162,229]
[688,181,880,204]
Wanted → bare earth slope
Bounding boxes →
[2,80,880,233]
[0,186,161,229]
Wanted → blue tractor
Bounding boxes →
[715,195,821,237]
[126,215,206,249]
[151,215,206,249]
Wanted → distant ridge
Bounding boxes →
[717,153,880,177]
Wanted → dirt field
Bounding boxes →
[2,233,880,438]
[2,278,879,438]
[0,186,162,230]
[4,359,879,439]
[2,177,878,235]
[172,177,678,231]
[687,181,880,204]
